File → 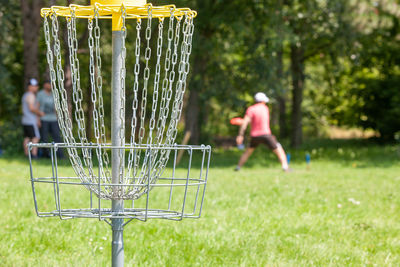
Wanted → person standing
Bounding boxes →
[37,80,63,158]
[22,78,44,158]
[235,92,290,172]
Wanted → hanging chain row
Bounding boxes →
[43,7,195,200]
[94,7,112,183]
[67,8,96,181]
[88,6,112,187]
[151,13,195,183]
[126,17,142,181]
[44,13,93,194]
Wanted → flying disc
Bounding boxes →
[230,117,244,126]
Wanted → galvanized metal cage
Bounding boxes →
[29,143,211,222]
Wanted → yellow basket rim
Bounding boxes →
[41,3,197,19]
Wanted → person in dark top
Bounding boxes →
[37,80,63,158]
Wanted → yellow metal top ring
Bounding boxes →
[40,3,197,19]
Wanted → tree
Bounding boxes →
[21,0,43,86]
[179,0,246,144]
[284,0,353,147]
[325,0,400,140]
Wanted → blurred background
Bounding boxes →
[1,0,399,156]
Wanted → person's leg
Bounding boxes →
[31,137,40,157]
[272,144,289,170]
[235,147,255,170]
[265,135,290,171]
[41,121,50,157]
[50,121,64,158]
[23,125,36,156]
[23,137,30,156]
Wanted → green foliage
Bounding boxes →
[351,2,400,140]
[309,1,400,140]
[0,118,23,156]
[350,70,400,140]
[0,1,24,120]
[1,0,399,152]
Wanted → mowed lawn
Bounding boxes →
[0,139,399,266]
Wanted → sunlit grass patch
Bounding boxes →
[0,139,399,266]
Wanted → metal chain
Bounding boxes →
[49,14,87,183]
[142,12,175,194]
[127,18,142,182]
[132,12,186,199]
[132,6,153,197]
[147,17,164,145]
[43,7,196,200]
[93,6,111,183]
[52,14,81,168]
[140,17,165,195]
[67,8,95,180]
[152,13,194,182]
[45,14,70,150]
[88,16,109,188]
[138,6,152,145]
[151,12,180,188]
[69,8,87,145]
[88,18,98,141]
[164,15,184,147]
[155,9,175,145]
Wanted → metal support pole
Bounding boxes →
[111,30,124,267]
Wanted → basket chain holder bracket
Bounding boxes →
[30,1,211,267]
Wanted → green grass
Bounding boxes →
[0,139,400,266]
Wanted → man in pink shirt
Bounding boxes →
[235,92,290,172]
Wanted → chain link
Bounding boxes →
[147,17,164,145]
[152,13,194,181]
[138,6,152,144]
[155,9,175,145]
[47,14,87,185]
[88,14,110,187]
[132,6,153,198]
[67,8,95,180]
[127,18,142,182]
[93,7,111,182]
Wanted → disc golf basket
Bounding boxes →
[28,1,211,266]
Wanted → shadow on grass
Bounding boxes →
[1,138,399,170]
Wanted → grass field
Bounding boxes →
[0,139,399,266]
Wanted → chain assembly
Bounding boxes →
[42,4,196,200]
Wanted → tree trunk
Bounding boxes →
[184,89,200,144]
[277,95,287,138]
[184,51,207,144]
[276,46,288,139]
[274,0,288,139]
[21,0,42,86]
[290,44,305,148]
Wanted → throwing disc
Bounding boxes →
[230,117,244,126]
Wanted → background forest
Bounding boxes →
[1,0,400,155]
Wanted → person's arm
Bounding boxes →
[26,94,44,117]
[236,115,251,145]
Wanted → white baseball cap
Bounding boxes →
[28,78,39,86]
[254,92,269,103]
